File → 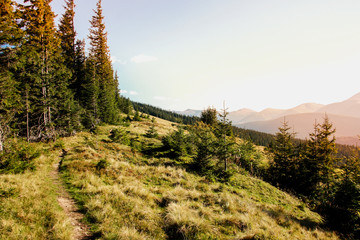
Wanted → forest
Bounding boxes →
[1,0,360,239]
[0,0,131,151]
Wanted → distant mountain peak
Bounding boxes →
[233,108,256,113]
[348,92,360,101]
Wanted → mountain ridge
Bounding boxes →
[177,92,360,145]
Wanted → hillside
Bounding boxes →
[0,117,339,239]
[237,112,360,141]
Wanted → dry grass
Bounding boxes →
[0,117,339,239]
[0,144,73,240]
[58,119,339,240]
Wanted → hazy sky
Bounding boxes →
[51,0,360,111]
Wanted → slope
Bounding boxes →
[55,117,337,239]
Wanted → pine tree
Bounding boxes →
[58,0,76,88]
[268,119,297,189]
[144,117,158,138]
[18,0,73,139]
[200,107,218,126]
[299,115,337,198]
[88,0,119,124]
[0,0,23,150]
[82,58,99,128]
[216,102,235,172]
[114,71,122,111]
[58,0,75,69]
[74,39,86,101]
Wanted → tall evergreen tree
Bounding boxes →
[0,0,23,150]
[88,0,119,124]
[299,116,337,198]
[268,119,297,189]
[215,103,235,173]
[18,0,73,139]
[74,39,86,101]
[82,57,99,128]
[58,0,76,88]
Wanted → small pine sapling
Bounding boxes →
[145,117,158,138]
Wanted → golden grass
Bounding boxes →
[0,146,73,240]
[0,117,339,239]
[58,120,339,240]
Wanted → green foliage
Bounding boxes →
[132,101,198,124]
[268,120,298,189]
[133,110,141,121]
[161,127,196,162]
[232,126,275,147]
[0,139,39,174]
[298,116,337,198]
[200,107,218,126]
[161,121,240,181]
[96,158,109,171]
[267,116,360,237]
[57,125,336,240]
[87,0,120,125]
[190,122,217,176]
[118,96,132,114]
[144,117,158,138]
[109,128,130,145]
[324,152,360,238]
[53,139,65,149]
[130,137,142,151]
[237,141,268,177]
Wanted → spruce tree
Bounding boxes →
[19,0,74,139]
[82,58,99,128]
[58,0,75,69]
[74,39,86,101]
[299,115,337,198]
[0,0,23,150]
[200,107,218,126]
[58,0,76,88]
[268,119,297,189]
[88,0,119,124]
[216,103,235,172]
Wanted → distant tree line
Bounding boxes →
[132,101,199,125]
[0,0,131,151]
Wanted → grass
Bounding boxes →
[0,116,340,239]
[57,116,338,240]
[0,142,74,240]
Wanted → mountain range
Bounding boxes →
[178,92,360,145]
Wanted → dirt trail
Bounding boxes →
[51,155,92,240]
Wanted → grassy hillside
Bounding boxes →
[0,117,339,239]
[0,141,74,239]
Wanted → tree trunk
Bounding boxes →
[26,89,30,142]
[0,127,4,152]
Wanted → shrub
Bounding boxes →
[236,141,267,177]
[96,158,109,171]
[0,139,40,174]
[161,127,196,160]
[144,118,158,138]
[130,137,142,151]
[109,128,130,145]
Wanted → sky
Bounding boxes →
[51,0,360,112]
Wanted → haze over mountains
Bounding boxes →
[178,92,360,145]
